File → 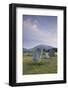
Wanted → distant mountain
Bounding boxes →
[32,45,54,51]
[23,48,32,52]
[23,44,57,52]
[23,48,28,52]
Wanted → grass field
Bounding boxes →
[23,54,57,75]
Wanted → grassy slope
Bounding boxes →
[23,55,57,75]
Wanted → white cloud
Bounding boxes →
[23,18,40,32]
[23,18,57,48]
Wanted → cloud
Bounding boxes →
[23,18,40,32]
[23,18,57,48]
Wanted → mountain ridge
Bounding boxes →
[23,44,57,52]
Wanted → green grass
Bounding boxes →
[23,55,57,75]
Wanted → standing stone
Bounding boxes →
[45,52,50,59]
[32,48,41,62]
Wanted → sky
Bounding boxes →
[23,15,57,49]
